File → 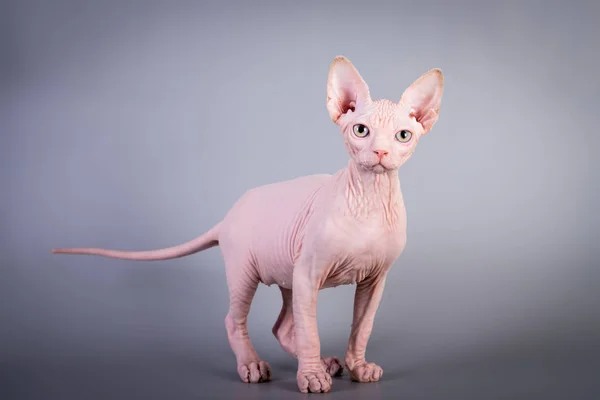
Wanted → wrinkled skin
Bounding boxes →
[52,56,444,393]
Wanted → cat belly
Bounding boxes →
[257,259,295,289]
[219,173,330,289]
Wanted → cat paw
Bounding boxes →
[297,368,332,393]
[321,356,344,377]
[238,360,272,383]
[349,361,383,383]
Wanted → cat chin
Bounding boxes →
[371,164,387,174]
[357,160,396,174]
[365,163,394,174]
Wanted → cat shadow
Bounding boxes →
[207,367,242,383]
[377,367,414,382]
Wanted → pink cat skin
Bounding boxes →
[52,56,444,393]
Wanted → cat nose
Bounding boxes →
[373,149,389,160]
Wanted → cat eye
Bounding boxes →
[353,124,370,138]
[395,130,412,143]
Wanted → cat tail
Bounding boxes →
[51,222,222,261]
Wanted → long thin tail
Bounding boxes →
[51,222,221,261]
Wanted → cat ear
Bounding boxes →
[326,56,372,125]
[399,69,444,135]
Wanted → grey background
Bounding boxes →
[1,0,599,399]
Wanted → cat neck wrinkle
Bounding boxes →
[341,160,403,225]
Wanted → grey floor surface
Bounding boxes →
[3,333,599,400]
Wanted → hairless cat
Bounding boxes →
[52,56,444,393]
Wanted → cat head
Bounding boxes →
[326,56,444,174]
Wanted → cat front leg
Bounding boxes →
[292,257,332,393]
[344,273,387,383]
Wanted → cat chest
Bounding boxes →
[329,212,406,253]
[319,218,406,287]
[322,244,400,288]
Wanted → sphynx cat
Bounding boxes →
[52,56,444,393]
